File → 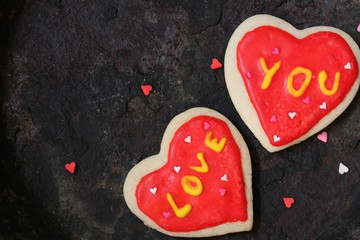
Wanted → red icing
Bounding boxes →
[136,116,248,232]
[237,26,358,146]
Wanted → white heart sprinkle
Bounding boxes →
[184,136,191,143]
[273,134,280,142]
[174,166,181,173]
[221,174,228,182]
[288,112,296,119]
[344,62,352,70]
[339,163,349,174]
[319,102,327,110]
[150,187,157,195]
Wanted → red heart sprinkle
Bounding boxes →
[65,162,76,174]
[141,85,153,96]
[211,58,223,70]
[283,197,295,208]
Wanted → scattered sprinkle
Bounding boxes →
[141,85,153,96]
[174,166,181,173]
[357,23,360,32]
[344,62,352,70]
[219,188,227,196]
[320,101,327,110]
[211,58,222,70]
[339,163,349,174]
[288,112,296,119]
[273,134,280,142]
[163,211,170,218]
[302,96,311,104]
[221,174,228,182]
[184,136,192,143]
[203,122,211,130]
[283,197,295,208]
[270,115,278,123]
[272,47,280,55]
[65,162,76,174]
[246,71,252,79]
[150,187,157,195]
[317,131,328,143]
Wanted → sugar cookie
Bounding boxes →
[123,108,253,237]
[225,14,360,152]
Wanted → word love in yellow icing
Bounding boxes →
[166,131,227,218]
[260,57,340,97]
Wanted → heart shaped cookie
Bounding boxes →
[123,108,253,237]
[225,15,360,152]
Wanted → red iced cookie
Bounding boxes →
[123,108,253,237]
[225,15,360,152]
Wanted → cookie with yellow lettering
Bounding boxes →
[123,108,253,237]
[225,14,360,152]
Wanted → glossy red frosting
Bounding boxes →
[237,26,358,146]
[136,116,248,232]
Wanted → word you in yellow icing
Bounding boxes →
[259,57,340,97]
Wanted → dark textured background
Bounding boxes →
[1,0,360,239]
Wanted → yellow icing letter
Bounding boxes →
[189,152,209,173]
[204,131,227,153]
[166,193,192,218]
[318,70,340,96]
[287,67,312,97]
[259,57,281,89]
[181,175,203,196]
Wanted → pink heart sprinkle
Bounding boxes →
[203,121,211,130]
[163,211,170,218]
[246,71,252,79]
[219,188,227,196]
[272,47,280,55]
[357,23,360,32]
[302,96,311,104]
[270,115,278,123]
[317,131,328,143]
